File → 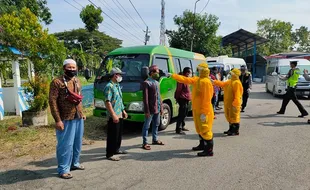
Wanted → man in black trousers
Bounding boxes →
[174,67,192,135]
[239,65,252,112]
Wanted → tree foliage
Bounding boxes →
[292,26,310,52]
[166,10,231,57]
[80,5,103,33]
[54,28,122,69]
[256,19,294,55]
[0,0,52,25]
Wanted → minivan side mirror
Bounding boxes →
[271,72,278,76]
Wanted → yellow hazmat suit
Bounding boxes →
[171,62,214,156]
[213,68,243,135]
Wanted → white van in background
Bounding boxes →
[207,55,246,81]
[265,59,310,97]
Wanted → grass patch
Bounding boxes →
[0,107,106,167]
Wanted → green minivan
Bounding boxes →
[93,45,206,130]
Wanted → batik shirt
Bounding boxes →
[103,81,125,118]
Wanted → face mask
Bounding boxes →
[116,76,122,83]
[196,71,199,76]
[65,70,77,78]
[152,73,160,79]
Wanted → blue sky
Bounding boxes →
[47,0,310,47]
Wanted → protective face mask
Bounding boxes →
[152,73,160,79]
[65,70,77,78]
[116,76,123,83]
[196,71,199,76]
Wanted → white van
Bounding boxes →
[265,58,310,97]
[207,55,246,81]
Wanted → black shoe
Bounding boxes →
[192,140,204,151]
[182,128,189,131]
[241,110,245,113]
[176,130,186,135]
[227,124,239,136]
[298,113,309,118]
[115,150,128,155]
[277,111,284,114]
[197,139,214,157]
[308,119,310,124]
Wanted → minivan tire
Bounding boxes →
[159,103,171,131]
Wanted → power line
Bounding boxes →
[199,0,211,14]
[128,0,147,27]
[114,0,145,31]
[98,0,143,36]
[102,21,142,45]
[63,0,82,11]
[72,0,84,8]
[88,0,144,44]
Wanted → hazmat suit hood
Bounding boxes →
[230,68,241,81]
[197,62,210,78]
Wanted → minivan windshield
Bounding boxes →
[97,54,150,81]
[279,65,310,75]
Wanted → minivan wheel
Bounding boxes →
[159,103,171,131]
[265,83,269,93]
[272,86,277,97]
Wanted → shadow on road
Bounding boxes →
[249,91,279,100]
[258,121,308,127]
[0,168,57,185]
[241,114,298,119]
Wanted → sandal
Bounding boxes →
[71,164,85,171]
[152,140,165,145]
[107,156,121,161]
[142,144,151,150]
[59,173,73,179]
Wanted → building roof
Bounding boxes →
[222,29,268,52]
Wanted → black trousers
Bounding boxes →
[242,90,249,110]
[106,118,123,158]
[176,99,189,131]
[279,87,308,115]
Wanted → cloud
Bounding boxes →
[47,0,310,47]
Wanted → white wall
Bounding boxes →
[3,87,16,113]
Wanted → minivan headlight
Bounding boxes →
[128,102,144,111]
[95,99,106,108]
[278,81,286,86]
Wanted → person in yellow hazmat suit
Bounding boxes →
[167,62,214,157]
[212,68,243,136]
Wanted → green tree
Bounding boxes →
[166,10,229,56]
[256,19,294,55]
[0,8,49,61]
[0,0,52,25]
[54,28,122,70]
[292,26,310,52]
[80,5,103,33]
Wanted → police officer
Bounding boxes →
[277,61,308,117]
[240,65,252,112]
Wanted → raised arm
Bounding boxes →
[171,74,198,85]
[213,80,230,88]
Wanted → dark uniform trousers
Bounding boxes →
[279,87,308,115]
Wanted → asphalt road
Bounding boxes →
[1,83,310,190]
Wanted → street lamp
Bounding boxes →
[190,0,200,52]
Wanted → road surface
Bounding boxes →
[1,83,310,190]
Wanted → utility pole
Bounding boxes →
[159,0,166,46]
[144,26,150,45]
[190,0,200,52]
